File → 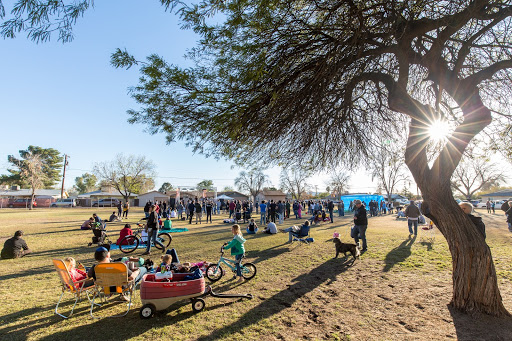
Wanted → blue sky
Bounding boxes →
[0,1,385,193]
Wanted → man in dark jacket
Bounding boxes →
[404,200,421,236]
[351,200,368,251]
[459,202,486,238]
[327,200,335,223]
[1,230,31,259]
[188,200,195,224]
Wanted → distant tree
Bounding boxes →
[93,154,156,202]
[280,168,311,200]
[263,187,278,191]
[235,168,268,202]
[0,146,62,188]
[326,169,351,197]
[451,158,505,200]
[158,182,174,193]
[367,143,409,204]
[222,186,234,191]
[196,179,214,191]
[73,173,97,194]
[17,152,45,210]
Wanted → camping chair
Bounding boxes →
[291,225,312,245]
[420,221,435,243]
[90,263,133,319]
[52,259,96,319]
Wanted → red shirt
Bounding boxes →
[116,227,133,245]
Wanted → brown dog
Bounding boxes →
[333,237,360,260]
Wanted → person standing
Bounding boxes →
[188,200,195,224]
[269,200,277,223]
[195,200,202,224]
[122,201,130,218]
[277,200,284,224]
[328,200,334,223]
[350,200,368,252]
[486,199,491,214]
[459,202,486,238]
[117,201,123,217]
[1,230,31,259]
[285,200,291,219]
[206,201,213,223]
[259,200,267,225]
[404,200,421,237]
[142,205,165,255]
[506,201,512,233]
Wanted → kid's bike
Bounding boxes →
[119,222,172,253]
[206,244,257,282]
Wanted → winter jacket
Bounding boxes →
[354,206,368,225]
[468,214,486,238]
[224,234,246,256]
[404,204,421,219]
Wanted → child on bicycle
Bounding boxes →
[223,224,246,283]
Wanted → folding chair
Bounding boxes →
[291,225,312,245]
[420,221,435,243]
[52,259,96,319]
[90,263,133,319]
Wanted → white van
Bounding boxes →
[51,198,76,207]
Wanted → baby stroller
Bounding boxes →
[88,223,111,246]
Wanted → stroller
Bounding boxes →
[88,222,111,246]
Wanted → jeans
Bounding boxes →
[145,228,164,252]
[235,254,243,277]
[294,210,298,219]
[351,225,367,250]
[206,212,212,223]
[508,222,512,232]
[408,219,418,235]
[122,210,128,218]
[260,212,266,225]
[329,210,333,223]
[133,267,148,286]
[278,212,284,224]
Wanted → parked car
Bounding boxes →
[51,198,77,207]
[8,198,37,208]
[92,199,121,207]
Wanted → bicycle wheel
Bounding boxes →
[119,235,139,253]
[241,262,257,280]
[155,233,172,250]
[206,264,223,282]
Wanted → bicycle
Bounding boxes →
[205,243,256,282]
[119,222,172,254]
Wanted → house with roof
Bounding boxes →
[255,189,287,203]
[481,189,512,202]
[137,191,170,206]
[0,188,68,207]
[217,191,249,202]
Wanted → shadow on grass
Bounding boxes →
[448,305,512,340]
[383,236,416,272]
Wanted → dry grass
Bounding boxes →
[0,207,511,340]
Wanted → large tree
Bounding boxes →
[18,152,45,210]
[451,157,505,200]
[326,169,351,197]
[93,154,156,202]
[4,0,512,316]
[235,168,268,202]
[196,179,214,191]
[73,173,97,194]
[0,146,63,188]
[158,182,174,193]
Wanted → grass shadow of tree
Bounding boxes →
[383,236,416,272]
[448,305,512,340]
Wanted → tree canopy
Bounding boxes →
[0,146,63,188]
[235,168,268,200]
[196,179,214,191]
[158,182,174,193]
[73,173,97,194]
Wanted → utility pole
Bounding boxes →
[61,154,69,199]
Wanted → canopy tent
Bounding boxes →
[216,194,234,200]
[339,194,385,211]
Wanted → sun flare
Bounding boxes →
[428,120,451,141]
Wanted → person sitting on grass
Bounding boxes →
[108,211,121,222]
[459,202,486,238]
[161,216,172,232]
[1,230,31,259]
[81,217,94,230]
[87,246,147,301]
[263,221,277,234]
[246,219,258,234]
[116,224,134,245]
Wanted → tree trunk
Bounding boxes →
[413,171,509,316]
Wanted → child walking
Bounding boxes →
[223,224,246,283]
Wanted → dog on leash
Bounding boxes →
[333,237,360,260]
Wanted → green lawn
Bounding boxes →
[0,208,511,340]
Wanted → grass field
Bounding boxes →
[0,207,511,340]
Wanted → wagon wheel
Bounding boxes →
[191,298,205,313]
[140,304,156,319]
